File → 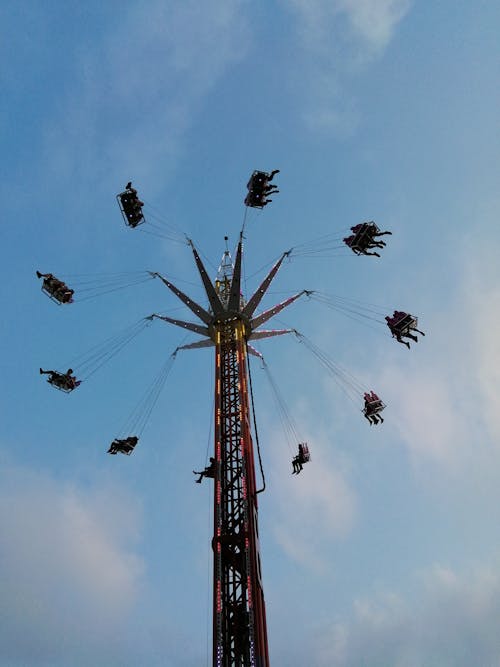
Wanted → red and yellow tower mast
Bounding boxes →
[152,235,305,666]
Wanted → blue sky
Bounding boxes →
[1,1,500,665]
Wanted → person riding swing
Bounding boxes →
[193,457,216,483]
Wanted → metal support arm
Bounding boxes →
[188,242,225,317]
[242,250,291,319]
[152,272,213,325]
[175,338,214,352]
[248,328,295,341]
[227,237,243,312]
[151,313,210,337]
[250,290,307,330]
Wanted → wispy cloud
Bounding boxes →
[287,0,411,54]
[41,1,250,194]
[0,463,144,664]
[464,248,500,443]
[377,238,500,477]
[268,426,356,570]
[316,560,500,666]
[283,0,412,133]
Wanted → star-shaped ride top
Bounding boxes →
[149,234,309,354]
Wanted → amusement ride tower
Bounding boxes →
[151,235,305,666]
[39,173,404,666]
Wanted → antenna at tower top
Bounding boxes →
[217,237,234,280]
[215,236,234,304]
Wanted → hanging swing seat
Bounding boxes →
[108,436,139,455]
[298,442,311,463]
[117,188,146,228]
[392,313,418,335]
[46,372,80,393]
[245,170,272,209]
[41,284,74,305]
[350,222,380,253]
[363,399,386,416]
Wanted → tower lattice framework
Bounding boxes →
[213,319,267,665]
[152,236,305,666]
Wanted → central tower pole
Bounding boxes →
[213,318,269,666]
[151,237,302,666]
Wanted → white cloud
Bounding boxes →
[464,248,500,443]
[368,233,500,480]
[269,427,356,570]
[42,1,250,193]
[284,0,412,133]
[317,561,500,666]
[381,361,469,469]
[287,0,411,53]
[338,0,412,51]
[0,464,144,665]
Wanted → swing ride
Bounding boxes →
[36,174,425,666]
